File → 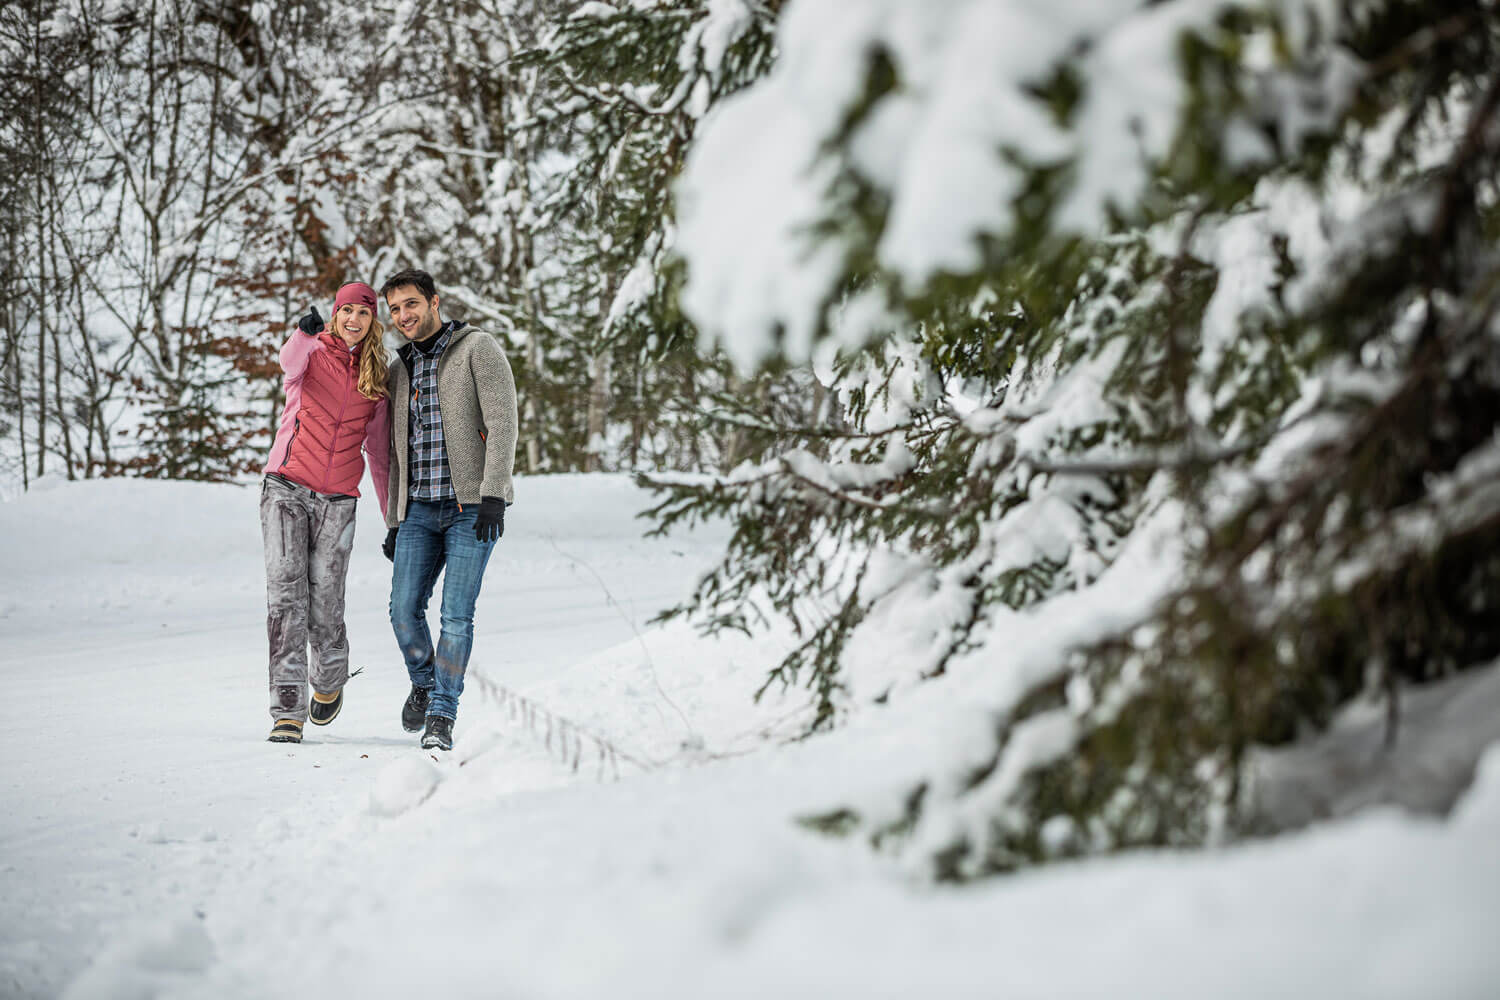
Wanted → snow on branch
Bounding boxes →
[676,0,1354,370]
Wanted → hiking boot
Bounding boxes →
[309,688,343,726]
[421,716,453,751]
[402,684,431,732]
[268,719,303,743]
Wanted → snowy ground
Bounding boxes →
[1,475,1497,999]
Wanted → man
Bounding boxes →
[380,268,517,750]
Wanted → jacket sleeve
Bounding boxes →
[471,335,519,503]
[364,395,391,521]
[279,329,321,382]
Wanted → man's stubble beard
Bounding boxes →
[405,309,441,343]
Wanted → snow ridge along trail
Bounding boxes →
[2,475,1498,999]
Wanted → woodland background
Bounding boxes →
[0,0,790,488]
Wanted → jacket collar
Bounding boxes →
[316,329,362,363]
[399,320,467,363]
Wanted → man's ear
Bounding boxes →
[430,293,441,319]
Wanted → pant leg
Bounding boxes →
[389,500,448,692]
[307,494,359,697]
[427,504,497,721]
[261,479,312,722]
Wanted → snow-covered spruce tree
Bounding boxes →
[520,0,793,473]
[650,0,1500,876]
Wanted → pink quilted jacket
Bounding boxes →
[263,330,390,516]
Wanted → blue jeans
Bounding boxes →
[389,498,497,721]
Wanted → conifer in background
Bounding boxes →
[521,0,788,473]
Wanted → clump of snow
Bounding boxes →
[369,756,444,817]
[675,0,1193,365]
[694,0,754,80]
[678,0,1361,370]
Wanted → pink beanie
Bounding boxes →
[334,282,377,313]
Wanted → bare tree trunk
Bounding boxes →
[65,243,101,477]
[809,379,828,459]
[585,265,622,473]
[524,330,543,472]
[45,190,75,478]
[720,374,746,473]
[33,205,48,480]
[683,366,701,472]
[629,342,644,469]
[1,226,27,489]
[51,326,73,478]
[96,405,111,474]
[31,14,47,479]
[585,345,610,473]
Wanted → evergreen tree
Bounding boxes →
[652,0,1500,876]
[521,0,788,473]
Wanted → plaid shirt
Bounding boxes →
[406,323,459,502]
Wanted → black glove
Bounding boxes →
[474,497,505,542]
[297,305,324,336]
[382,527,397,562]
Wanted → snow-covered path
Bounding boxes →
[3,476,1498,999]
[0,474,747,998]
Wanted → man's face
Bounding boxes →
[386,285,441,342]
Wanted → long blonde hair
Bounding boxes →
[333,311,390,400]
[356,319,390,400]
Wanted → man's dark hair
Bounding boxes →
[379,268,437,302]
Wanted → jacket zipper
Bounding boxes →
[280,417,301,472]
[322,351,355,492]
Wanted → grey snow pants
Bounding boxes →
[260,474,359,722]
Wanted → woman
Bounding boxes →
[261,282,391,744]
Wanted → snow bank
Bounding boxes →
[150,716,1500,999]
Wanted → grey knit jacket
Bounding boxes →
[385,323,518,528]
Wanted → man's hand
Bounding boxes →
[382,527,398,562]
[297,306,324,337]
[474,497,505,542]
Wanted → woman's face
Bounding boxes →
[336,303,373,347]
